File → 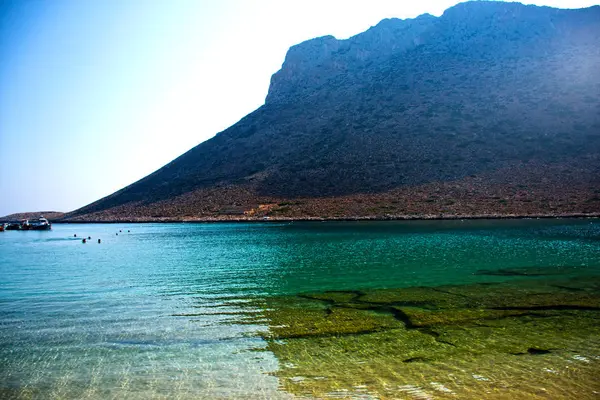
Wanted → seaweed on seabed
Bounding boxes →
[297,290,365,304]
[511,347,553,355]
[474,266,582,277]
[403,356,432,363]
[256,280,600,399]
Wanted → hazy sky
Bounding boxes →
[0,0,597,216]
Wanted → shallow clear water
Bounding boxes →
[0,220,599,399]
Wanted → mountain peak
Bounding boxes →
[266,12,437,105]
[265,35,341,105]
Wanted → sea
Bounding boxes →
[1,219,599,399]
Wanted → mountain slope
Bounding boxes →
[65,1,600,221]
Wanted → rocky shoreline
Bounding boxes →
[53,212,600,224]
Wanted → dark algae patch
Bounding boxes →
[244,275,600,399]
[511,348,553,356]
[474,265,587,277]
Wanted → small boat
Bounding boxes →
[5,222,22,230]
[0,223,4,232]
[28,217,52,231]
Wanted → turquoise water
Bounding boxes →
[0,220,599,399]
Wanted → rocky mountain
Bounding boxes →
[64,1,600,221]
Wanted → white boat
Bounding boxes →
[28,217,52,231]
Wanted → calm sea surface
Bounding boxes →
[1,220,599,399]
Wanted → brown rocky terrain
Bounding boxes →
[61,1,600,222]
[62,161,600,222]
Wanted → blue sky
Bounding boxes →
[0,0,597,216]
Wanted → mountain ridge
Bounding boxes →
[62,1,600,221]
